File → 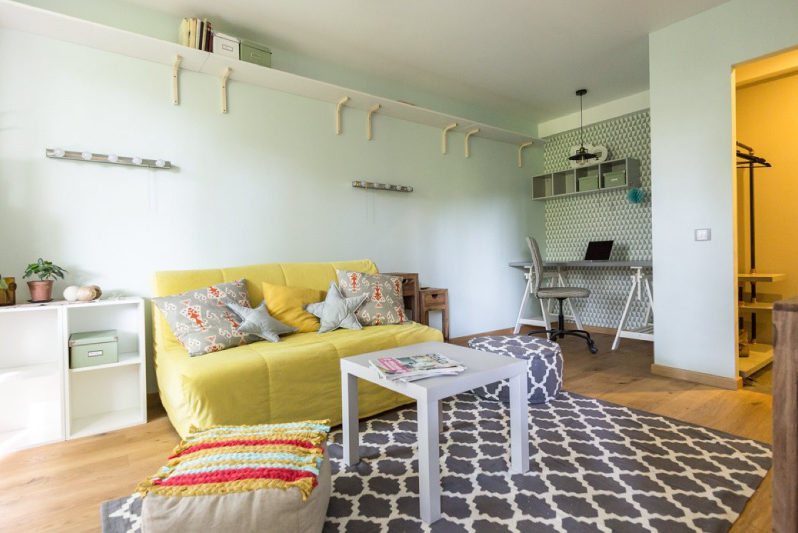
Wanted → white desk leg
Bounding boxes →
[612,269,639,351]
[644,277,654,320]
[438,399,444,433]
[418,396,441,523]
[509,372,530,474]
[513,271,532,334]
[342,371,359,466]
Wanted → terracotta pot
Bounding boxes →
[27,280,54,302]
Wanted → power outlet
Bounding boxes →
[695,228,711,241]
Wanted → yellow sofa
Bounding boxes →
[152,259,443,437]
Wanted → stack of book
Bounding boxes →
[370,353,465,382]
[179,18,214,52]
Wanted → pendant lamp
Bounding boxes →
[568,89,597,162]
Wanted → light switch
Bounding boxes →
[695,228,711,241]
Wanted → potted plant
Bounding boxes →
[23,258,67,302]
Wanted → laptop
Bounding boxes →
[584,240,613,261]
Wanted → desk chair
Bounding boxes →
[526,236,598,354]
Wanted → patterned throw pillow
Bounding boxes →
[153,279,258,356]
[336,270,408,326]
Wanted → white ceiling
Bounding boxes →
[128,0,729,124]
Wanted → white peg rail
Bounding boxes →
[0,0,541,157]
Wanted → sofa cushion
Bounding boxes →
[262,282,325,333]
[227,301,296,342]
[153,279,257,356]
[306,281,368,333]
[155,322,443,437]
[336,270,408,326]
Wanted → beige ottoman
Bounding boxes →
[138,421,331,533]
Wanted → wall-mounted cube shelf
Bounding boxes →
[531,158,641,201]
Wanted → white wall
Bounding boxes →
[0,28,544,390]
[537,90,649,138]
[649,0,798,377]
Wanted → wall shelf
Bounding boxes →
[531,158,641,200]
[0,0,541,150]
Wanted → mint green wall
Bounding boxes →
[17,0,538,134]
[0,27,544,391]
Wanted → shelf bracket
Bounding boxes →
[465,128,479,158]
[518,141,534,167]
[336,96,350,135]
[442,123,457,154]
[221,67,232,114]
[367,104,380,140]
[172,55,182,106]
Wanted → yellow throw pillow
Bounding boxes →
[261,282,326,333]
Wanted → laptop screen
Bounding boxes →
[584,240,614,261]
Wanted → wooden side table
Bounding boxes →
[419,287,449,341]
[385,272,420,322]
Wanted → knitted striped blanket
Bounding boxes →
[137,421,330,501]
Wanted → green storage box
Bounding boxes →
[578,175,599,192]
[603,171,626,188]
[69,329,118,369]
[240,41,272,67]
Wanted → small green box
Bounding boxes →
[603,171,626,188]
[240,41,272,67]
[69,329,118,369]
[578,176,599,192]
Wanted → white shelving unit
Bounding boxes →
[0,297,146,455]
[0,0,541,151]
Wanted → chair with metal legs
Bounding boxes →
[526,236,598,354]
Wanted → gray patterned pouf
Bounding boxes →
[467,335,563,404]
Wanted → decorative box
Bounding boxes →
[240,40,272,67]
[212,32,240,59]
[69,329,118,369]
[603,171,626,188]
[578,175,599,192]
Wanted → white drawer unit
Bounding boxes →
[0,297,146,455]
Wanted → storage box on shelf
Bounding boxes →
[0,298,146,454]
[532,158,641,200]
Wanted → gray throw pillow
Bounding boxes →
[305,281,368,333]
[152,279,258,356]
[227,301,297,343]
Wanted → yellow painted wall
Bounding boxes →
[736,71,798,344]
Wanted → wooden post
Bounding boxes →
[773,297,798,533]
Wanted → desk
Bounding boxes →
[510,260,653,350]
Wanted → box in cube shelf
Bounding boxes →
[69,329,118,369]
[578,175,599,191]
[603,170,626,188]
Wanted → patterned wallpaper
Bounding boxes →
[541,110,652,329]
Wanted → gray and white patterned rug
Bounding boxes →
[101,392,770,533]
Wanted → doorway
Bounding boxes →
[733,48,798,393]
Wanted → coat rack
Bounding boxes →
[46,148,172,169]
[352,180,412,193]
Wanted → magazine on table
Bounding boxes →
[369,353,466,382]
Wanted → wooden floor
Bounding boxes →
[0,332,772,532]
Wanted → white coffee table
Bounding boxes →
[340,341,529,524]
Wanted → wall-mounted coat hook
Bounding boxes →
[172,55,182,106]
[465,129,480,158]
[221,67,232,114]
[367,104,380,140]
[442,123,457,154]
[518,141,534,167]
[336,96,350,135]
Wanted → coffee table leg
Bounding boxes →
[342,371,359,466]
[509,372,530,474]
[418,397,441,523]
